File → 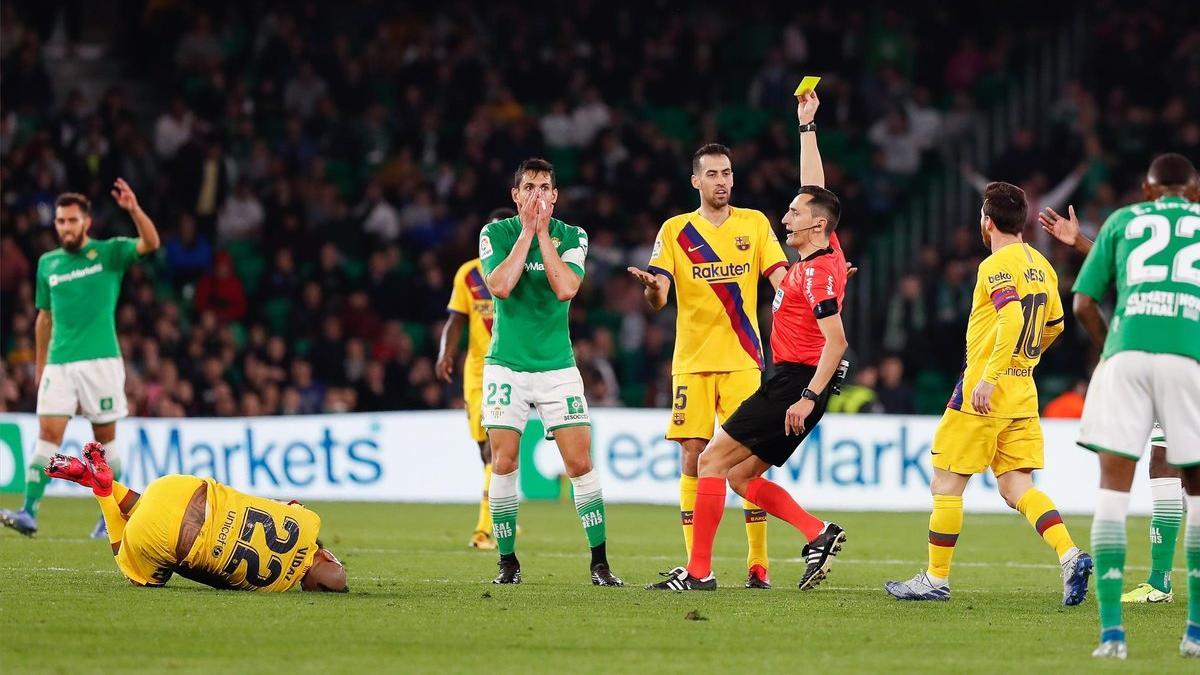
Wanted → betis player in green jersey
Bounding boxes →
[0,180,160,538]
[1049,154,1200,660]
[478,158,622,587]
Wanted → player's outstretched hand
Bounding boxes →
[971,380,995,415]
[785,398,815,436]
[435,353,454,383]
[797,91,820,125]
[1038,205,1079,247]
[111,178,139,212]
[845,261,859,279]
[627,267,665,291]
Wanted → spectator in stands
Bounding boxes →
[163,214,213,287]
[876,355,916,414]
[194,251,247,323]
[828,365,883,414]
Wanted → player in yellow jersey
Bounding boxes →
[885,181,1092,604]
[45,442,347,592]
[628,143,788,588]
[438,207,516,550]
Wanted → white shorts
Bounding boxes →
[481,364,591,433]
[1078,351,1199,467]
[36,357,128,424]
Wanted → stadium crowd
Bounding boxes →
[2,1,1193,417]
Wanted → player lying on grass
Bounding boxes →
[46,442,347,592]
[884,181,1092,605]
[647,91,848,592]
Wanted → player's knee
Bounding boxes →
[562,454,592,477]
[1148,447,1176,478]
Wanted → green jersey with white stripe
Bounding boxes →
[479,217,588,372]
[1073,195,1200,362]
[35,237,142,364]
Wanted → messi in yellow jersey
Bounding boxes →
[629,144,788,587]
[437,208,515,551]
[45,442,347,592]
[886,182,1091,605]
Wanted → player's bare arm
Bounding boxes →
[796,93,857,279]
[485,190,539,298]
[436,312,468,383]
[534,199,581,301]
[1072,292,1108,348]
[34,309,51,386]
[797,92,824,188]
[627,267,670,309]
[1038,205,1093,255]
[767,265,788,290]
[785,312,847,436]
[112,178,161,256]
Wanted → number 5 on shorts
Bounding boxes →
[487,383,512,406]
[673,385,688,411]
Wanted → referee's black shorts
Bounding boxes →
[721,362,832,467]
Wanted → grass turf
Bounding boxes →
[0,496,1194,673]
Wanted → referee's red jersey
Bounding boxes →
[769,237,847,366]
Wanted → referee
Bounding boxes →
[648,92,850,592]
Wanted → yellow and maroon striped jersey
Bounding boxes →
[447,258,495,383]
[647,207,787,374]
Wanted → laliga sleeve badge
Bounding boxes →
[479,234,493,259]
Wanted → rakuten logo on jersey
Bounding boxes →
[691,262,750,282]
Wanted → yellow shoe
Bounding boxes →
[469,530,496,550]
[1120,582,1173,603]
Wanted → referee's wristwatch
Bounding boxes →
[800,388,820,402]
[798,122,817,133]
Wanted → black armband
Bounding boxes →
[813,298,839,319]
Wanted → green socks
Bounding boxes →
[1145,477,1182,593]
[488,469,519,556]
[21,440,58,517]
[570,470,607,550]
[1186,496,1200,641]
[1092,489,1129,643]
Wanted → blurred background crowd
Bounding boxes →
[2,0,1197,418]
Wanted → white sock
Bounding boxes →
[1149,476,1183,501]
[568,469,602,508]
[27,439,58,481]
[102,440,121,479]
[489,469,518,501]
[1096,488,1131,522]
[1188,495,1200,528]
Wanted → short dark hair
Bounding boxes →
[797,185,841,232]
[982,181,1027,234]
[513,158,556,188]
[692,143,732,174]
[1146,153,1197,188]
[55,192,91,215]
[488,207,516,222]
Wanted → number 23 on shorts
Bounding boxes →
[487,383,512,406]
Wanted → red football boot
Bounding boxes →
[44,454,95,487]
[82,441,114,497]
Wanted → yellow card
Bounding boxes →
[793,76,821,97]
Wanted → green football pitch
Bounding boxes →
[0,497,1194,673]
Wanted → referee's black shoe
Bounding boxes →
[798,522,847,590]
[591,562,624,587]
[644,566,716,591]
[493,555,522,584]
